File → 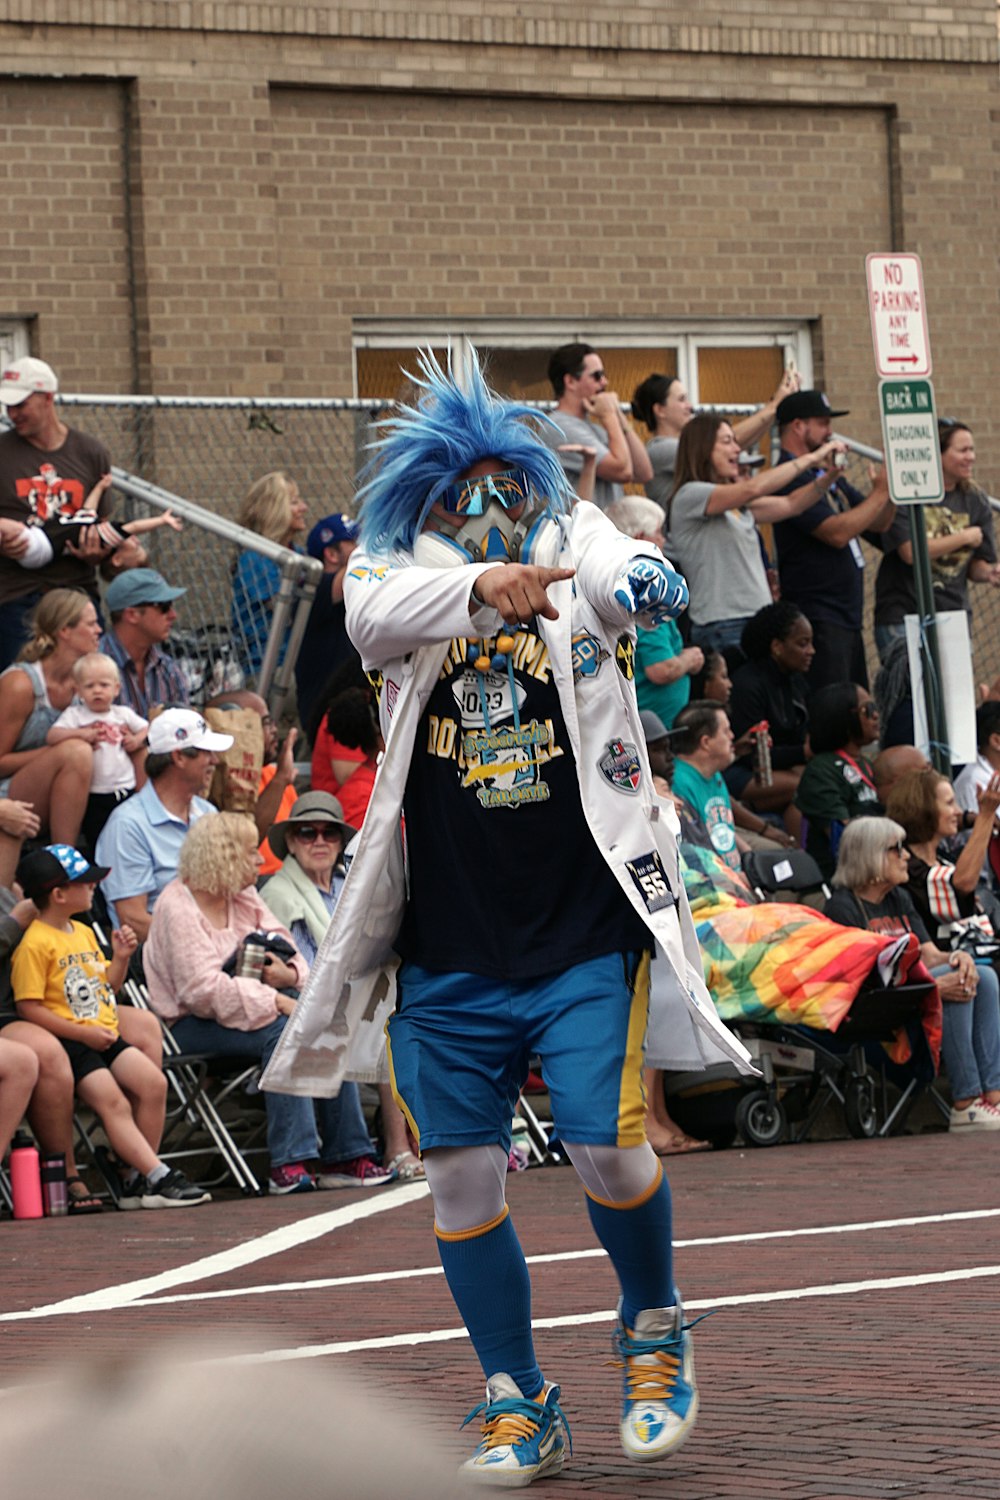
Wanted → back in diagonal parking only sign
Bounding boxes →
[878,378,944,506]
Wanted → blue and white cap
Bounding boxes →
[17,844,111,901]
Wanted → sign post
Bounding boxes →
[866,254,948,770]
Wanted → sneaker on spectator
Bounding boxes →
[949,1098,1000,1132]
[115,1173,145,1211]
[459,1373,569,1486]
[614,1300,700,1462]
[268,1162,317,1195]
[316,1156,393,1189]
[140,1168,212,1209]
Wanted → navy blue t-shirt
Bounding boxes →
[396,624,648,978]
[772,450,868,631]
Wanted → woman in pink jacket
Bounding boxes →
[144,810,339,1197]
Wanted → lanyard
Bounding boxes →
[837,750,877,793]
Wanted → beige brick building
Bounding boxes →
[1,2,998,481]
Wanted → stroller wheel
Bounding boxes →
[735,1090,787,1148]
[844,1076,878,1139]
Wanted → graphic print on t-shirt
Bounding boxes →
[927,506,975,583]
[16,463,89,523]
[426,631,565,811]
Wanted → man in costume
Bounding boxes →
[263,353,753,1487]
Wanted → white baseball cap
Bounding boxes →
[147,708,234,755]
[0,357,59,405]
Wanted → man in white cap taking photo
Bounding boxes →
[95,708,233,943]
[0,356,117,669]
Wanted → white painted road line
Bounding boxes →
[105,1203,1000,1311]
[0,1181,430,1324]
[209,1261,1000,1366]
[3,1197,999,1324]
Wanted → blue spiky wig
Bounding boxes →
[356,349,574,554]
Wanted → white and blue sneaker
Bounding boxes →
[614,1301,701,1462]
[459,1373,570,1487]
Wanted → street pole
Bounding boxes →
[907,503,949,774]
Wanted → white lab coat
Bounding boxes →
[262,502,754,1097]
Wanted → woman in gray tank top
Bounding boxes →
[0,589,101,884]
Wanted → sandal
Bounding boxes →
[67,1177,104,1214]
[655,1134,712,1157]
[386,1150,426,1182]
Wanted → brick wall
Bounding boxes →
[0,2,998,477]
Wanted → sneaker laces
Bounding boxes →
[461,1391,573,1455]
[610,1311,712,1403]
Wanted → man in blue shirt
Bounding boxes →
[100,567,190,716]
[96,708,231,940]
[771,390,895,691]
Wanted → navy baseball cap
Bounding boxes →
[307,513,360,560]
[18,844,111,901]
[776,390,849,425]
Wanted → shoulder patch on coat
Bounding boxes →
[597,738,642,794]
[615,635,635,681]
[571,631,610,682]
[625,852,677,913]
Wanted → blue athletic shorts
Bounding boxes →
[386,950,651,1154]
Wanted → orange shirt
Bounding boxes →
[258,762,299,877]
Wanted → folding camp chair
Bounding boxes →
[741,847,831,908]
[82,912,267,1197]
[120,975,266,1196]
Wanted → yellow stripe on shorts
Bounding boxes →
[616,949,651,1148]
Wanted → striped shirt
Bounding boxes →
[100,630,189,717]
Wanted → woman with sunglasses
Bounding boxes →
[874,418,1000,662]
[263,792,415,1183]
[794,682,882,878]
[828,813,1000,1131]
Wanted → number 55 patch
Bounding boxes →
[625,852,676,913]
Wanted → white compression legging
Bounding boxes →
[424,1141,661,1235]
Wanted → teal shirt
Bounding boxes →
[634,619,690,728]
[671,758,740,871]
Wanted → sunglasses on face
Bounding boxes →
[139,600,174,614]
[437,468,533,517]
[292,824,341,844]
[885,841,907,856]
[859,702,879,718]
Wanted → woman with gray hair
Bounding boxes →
[826,815,1000,1132]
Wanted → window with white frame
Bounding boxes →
[353,321,813,413]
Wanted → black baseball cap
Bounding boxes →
[776,390,849,426]
[18,844,111,902]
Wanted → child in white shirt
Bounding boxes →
[47,653,148,852]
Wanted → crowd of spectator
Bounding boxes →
[1,337,999,1219]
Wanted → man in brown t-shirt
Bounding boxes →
[0,357,115,668]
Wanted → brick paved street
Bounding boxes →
[2,1133,998,1498]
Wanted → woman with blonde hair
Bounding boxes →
[144,810,376,1195]
[231,471,309,679]
[0,588,99,882]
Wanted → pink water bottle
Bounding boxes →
[10,1132,43,1220]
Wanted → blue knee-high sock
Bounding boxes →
[585,1163,674,1328]
[436,1207,543,1398]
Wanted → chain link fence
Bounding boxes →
[50,396,1000,729]
[57,396,388,720]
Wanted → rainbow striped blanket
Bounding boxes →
[680,844,940,1063]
